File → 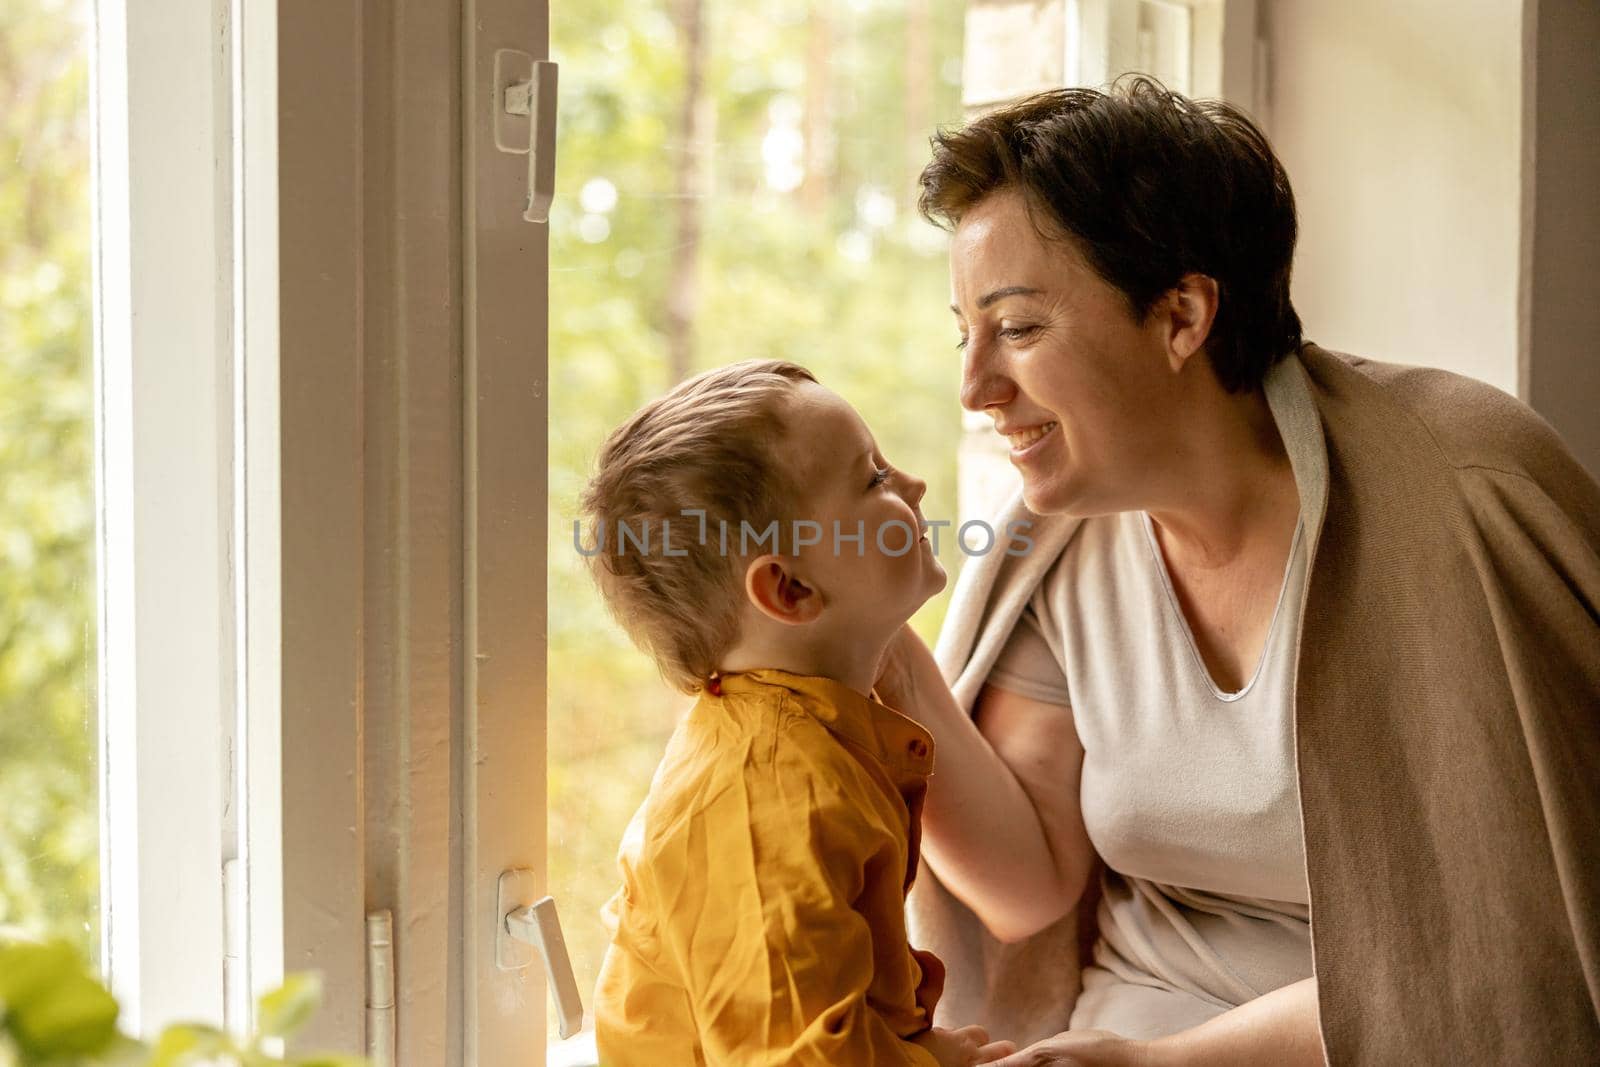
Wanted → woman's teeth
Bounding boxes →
[1006,422,1058,450]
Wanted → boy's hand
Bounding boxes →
[911,1024,1017,1066]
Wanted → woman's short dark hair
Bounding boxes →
[919,76,1302,393]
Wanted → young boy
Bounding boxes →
[579,360,1014,1066]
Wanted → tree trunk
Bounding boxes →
[666,0,710,384]
[801,0,833,215]
[904,0,933,196]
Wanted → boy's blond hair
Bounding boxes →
[577,359,818,694]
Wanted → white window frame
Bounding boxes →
[1066,0,1262,106]
[93,0,234,1035]
[92,0,551,1061]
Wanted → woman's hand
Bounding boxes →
[911,1024,1018,1066]
[986,1030,1146,1067]
[995,979,1326,1067]
[871,623,1095,943]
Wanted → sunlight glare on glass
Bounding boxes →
[578,214,612,244]
[856,185,896,230]
[580,177,619,215]
[836,229,873,263]
[613,248,644,278]
[762,127,804,193]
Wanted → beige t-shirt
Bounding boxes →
[988,480,1321,1038]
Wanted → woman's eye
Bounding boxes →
[869,465,891,488]
[999,324,1037,342]
[954,336,968,351]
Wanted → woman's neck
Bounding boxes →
[1144,382,1300,569]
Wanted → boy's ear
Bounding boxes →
[744,555,823,625]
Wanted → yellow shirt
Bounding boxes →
[593,667,945,1067]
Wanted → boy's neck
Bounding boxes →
[717,636,890,699]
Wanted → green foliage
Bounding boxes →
[0,941,119,1060]
[0,939,366,1067]
[0,0,99,958]
[252,977,321,1046]
[145,1026,238,1067]
[547,0,972,1037]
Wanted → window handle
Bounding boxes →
[497,869,584,1039]
[493,49,559,224]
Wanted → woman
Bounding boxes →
[872,79,1600,1066]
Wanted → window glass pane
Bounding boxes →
[549,1,965,1059]
[0,0,98,961]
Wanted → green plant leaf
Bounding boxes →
[0,940,118,1057]
[255,973,323,1042]
[147,1022,237,1067]
[92,1032,152,1067]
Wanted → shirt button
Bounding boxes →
[907,738,929,758]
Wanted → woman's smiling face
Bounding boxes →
[950,188,1183,517]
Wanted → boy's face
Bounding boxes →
[757,382,946,642]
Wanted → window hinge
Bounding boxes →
[365,911,396,1067]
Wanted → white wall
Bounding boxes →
[1265,0,1522,397]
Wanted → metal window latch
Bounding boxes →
[492,49,559,224]
[496,869,584,1039]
